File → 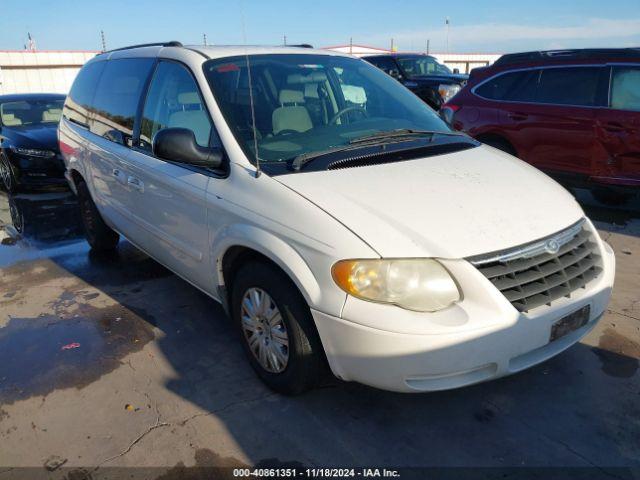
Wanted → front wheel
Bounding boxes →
[76,180,120,251]
[0,155,17,193]
[231,262,325,395]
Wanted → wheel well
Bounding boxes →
[69,169,85,194]
[221,246,290,300]
[475,133,517,156]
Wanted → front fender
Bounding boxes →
[211,224,323,308]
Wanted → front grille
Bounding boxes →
[468,220,602,312]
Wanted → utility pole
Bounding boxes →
[426,39,430,55]
[445,17,450,54]
[283,34,287,46]
[349,37,353,54]
[100,30,106,52]
[203,33,207,46]
[390,37,394,52]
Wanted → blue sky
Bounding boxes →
[1,0,639,53]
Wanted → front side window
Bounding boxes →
[536,67,601,107]
[475,70,539,102]
[1,98,64,127]
[90,58,155,145]
[397,56,452,77]
[140,61,213,150]
[610,67,640,112]
[366,56,399,74]
[203,54,450,165]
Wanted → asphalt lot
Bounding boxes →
[0,187,638,478]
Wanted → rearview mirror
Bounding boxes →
[152,128,223,169]
[388,69,402,80]
[453,68,460,74]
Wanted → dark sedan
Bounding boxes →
[0,93,67,192]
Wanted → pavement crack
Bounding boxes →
[485,400,626,480]
[608,309,640,322]
[93,411,169,470]
[178,392,276,427]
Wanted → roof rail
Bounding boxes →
[104,41,183,54]
[494,47,640,66]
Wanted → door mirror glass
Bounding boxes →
[152,128,222,168]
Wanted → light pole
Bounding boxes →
[445,17,450,54]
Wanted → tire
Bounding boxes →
[592,188,631,207]
[0,155,17,194]
[76,179,119,251]
[231,261,325,395]
[481,138,517,157]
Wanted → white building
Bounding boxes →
[0,50,97,95]
[323,44,501,73]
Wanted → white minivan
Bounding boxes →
[59,42,615,394]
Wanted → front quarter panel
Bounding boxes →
[207,162,379,318]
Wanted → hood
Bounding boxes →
[3,124,59,151]
[275,145,584,259]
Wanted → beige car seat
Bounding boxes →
[42,108,62,122]
[168,92,211,145]
[2,113,22,126]
[272,89,312,135]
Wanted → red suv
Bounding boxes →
[442,48,640,205]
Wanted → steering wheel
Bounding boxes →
[275,129,301,136]
[329,106,368,125]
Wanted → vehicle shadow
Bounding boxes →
[0,191,638,470]
[572,188,640,239]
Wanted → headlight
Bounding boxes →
[438,84,461,103]
[10,147,55,158]
[332,259,461,312]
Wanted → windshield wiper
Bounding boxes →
[291,129,466,171]
[349,129,465,145]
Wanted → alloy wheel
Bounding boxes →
[240,287,289,373]
[0,157,12,191]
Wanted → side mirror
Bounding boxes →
[453,68,460,74]
[388,69,402,80]
[152,128,223,168]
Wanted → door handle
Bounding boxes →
[602,122,626,133]
[508,112,528,121]
[127,175,144,192]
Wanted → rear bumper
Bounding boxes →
[312,238,615,393]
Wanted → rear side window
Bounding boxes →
[475,70,539,102]
[90,58,155,145]
[536,67,601,106]
[139,61,214,150]
[63,61,106,127]
[610,67,640,112]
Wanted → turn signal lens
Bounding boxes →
[332,259,461,312]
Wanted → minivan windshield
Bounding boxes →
[0,98,64,127]
[203,54,453,165]
[397,56,453,77]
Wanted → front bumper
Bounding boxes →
[312,235,615,393]
[6,151,67,189]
